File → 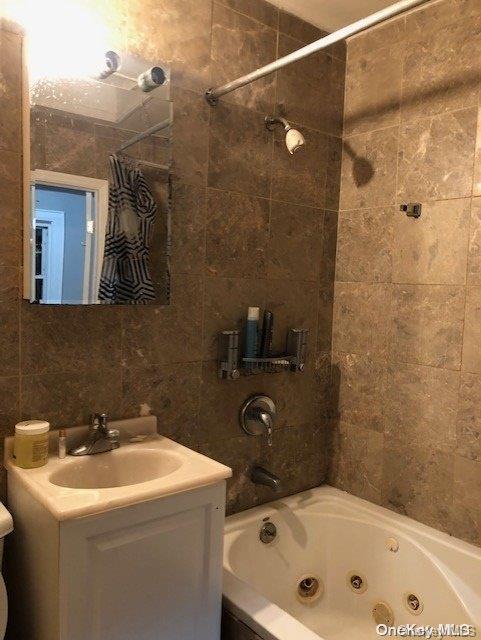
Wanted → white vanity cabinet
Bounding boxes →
[9,479,226,640]
[5,418,232,640]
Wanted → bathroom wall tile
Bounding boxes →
[20,305,122,376]
[211,3,277,113]
[340,127,398,211]
[336,208,393,283]
[198,361,272,443]
[206,189,270,279]
[392,199,470,285]
[450,501,481,547]
[125,0,212,92]
[43,115,97,177]
[199,362,321,445]
[196,434,260,514]
[21,369,123,428]
[121,362,202,444]
[264,279,318,355]
[208,102,272,198]
[0,266,19,302]
[0,158,21,268]
[170,182,206,275]
[0,148,21,185]
[0,30,21,152]
[404,0,481,40]
[332,282,391,357]
[276,34,344,135]
[347,18,406,59]
[259,423,326,498]
[389,284,465,370]
[457,372,481,462]
[278,10,322,44]
[462,286,481,373]
[325,137,343,211]
[473,111,481,197]
[467,198,481,283]
[453,454,481,512]
[383,442,453,532]
[123,275,203,366]
[0,376,20,444]
[271,125,328,208]
[317,284,334,354]
[216,0,279,29]
[202,275,267,360]
[172,87,210,186]
[320,210,338,284]
[386,363,458,450]
[397,108,477,202]
[330,422,384,505]
[344,44,402,136]
[0,273,19,378]
[268,200,323,282]
[332,352,387,433]
[402,19,481,123]
[0,376,19,438]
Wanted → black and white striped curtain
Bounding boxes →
[99,155,157,304]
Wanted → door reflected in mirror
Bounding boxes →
[31,172,108,304]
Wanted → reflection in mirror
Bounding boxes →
[27,52,172,305]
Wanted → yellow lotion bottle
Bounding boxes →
[14,420,50,469]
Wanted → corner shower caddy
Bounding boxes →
[218,328,308,379]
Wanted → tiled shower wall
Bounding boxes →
[330,0,481,547]
[0,0,344,512]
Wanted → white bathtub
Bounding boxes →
[223,487,481,640]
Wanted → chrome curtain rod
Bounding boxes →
[205,0,432,105]
[118,117,172,152]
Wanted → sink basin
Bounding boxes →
[4,416,232,521]
[49,449,183,489]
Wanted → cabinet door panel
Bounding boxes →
[60,484,225,640]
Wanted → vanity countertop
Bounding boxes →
[4,417,232,521]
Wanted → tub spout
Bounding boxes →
[251,466,282,492]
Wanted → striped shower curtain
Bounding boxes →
[99,155,157,304]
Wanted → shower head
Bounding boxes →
[265,116,305,155]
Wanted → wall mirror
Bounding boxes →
[25,51,172,305]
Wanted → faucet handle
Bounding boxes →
[258,410,273,446]
[240,395,276,446]
[107,428,120,445]
[91,413,108,432]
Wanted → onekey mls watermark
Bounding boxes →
[376,624,477,638]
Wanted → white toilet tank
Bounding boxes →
[0,503,13,639]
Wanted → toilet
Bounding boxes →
[0,503,13,639]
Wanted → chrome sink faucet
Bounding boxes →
[68,413,120,456]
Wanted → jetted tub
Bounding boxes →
[223,487,481,640]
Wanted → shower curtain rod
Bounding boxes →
[205,0,432,105]
[118,117,172,152]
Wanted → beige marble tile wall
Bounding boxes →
[0,0,345,513]
[330,0,481,546]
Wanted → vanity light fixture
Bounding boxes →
[137,66,168,92]
[95,50,121,80]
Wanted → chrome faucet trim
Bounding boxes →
[240,395,276,446]
[251,466,282,492]
[68,413,120,456]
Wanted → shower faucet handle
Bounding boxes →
[240,395,276,446]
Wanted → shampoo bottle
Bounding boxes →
[244,307,259,362]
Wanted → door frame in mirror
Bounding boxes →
[26,170,109,304]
